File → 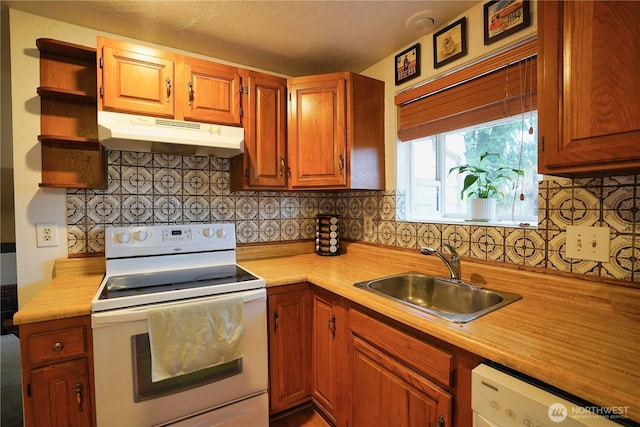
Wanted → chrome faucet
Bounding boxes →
[420,243,461,282]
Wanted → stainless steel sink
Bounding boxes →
[354,272,522,323]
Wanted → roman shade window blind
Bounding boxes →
[395,40,537,142]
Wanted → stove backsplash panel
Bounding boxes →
[67,151,639,282]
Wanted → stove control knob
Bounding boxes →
[216,228,227,238]
[134,230,148,242]
[116,232,131,244]
[203,227,215,238]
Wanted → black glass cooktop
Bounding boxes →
[99,264,259,300]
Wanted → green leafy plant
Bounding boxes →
[448,152,524,200]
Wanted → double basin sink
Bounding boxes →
[354,272,522,323]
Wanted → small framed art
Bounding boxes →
[433,17,467,69]
[395,43,420,85]
[484,0,531,45]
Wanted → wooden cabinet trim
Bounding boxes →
[350,308,453,388]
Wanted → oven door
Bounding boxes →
[91,288,267,426]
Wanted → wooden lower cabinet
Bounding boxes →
[267,284,312,414]
[351,336,451,427]
[311,287,349,425]
[19,316,95,427]
[268,285,481,426]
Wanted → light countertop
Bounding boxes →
[13,242,640,421]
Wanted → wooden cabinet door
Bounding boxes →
[31,358,92,427]
[99,39,175,118]
[311,292,337,418]
[267,286,311,414]
[235,70,287,189]
[538,1,640,175]
[288,76,347,188]
[351,337,451,427]
[182,57,241,125]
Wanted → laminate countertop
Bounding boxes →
[13,242,640,421]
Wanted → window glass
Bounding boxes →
[401,113,538,224]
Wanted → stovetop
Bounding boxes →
[91,223,265,312]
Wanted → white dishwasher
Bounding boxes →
[472,364,631,427]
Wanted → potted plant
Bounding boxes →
[448,152,523,221]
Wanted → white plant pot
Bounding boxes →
[470,198,497,221]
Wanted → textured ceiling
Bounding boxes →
[3,0,479,76]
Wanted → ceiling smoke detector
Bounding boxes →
[406,11,436,32]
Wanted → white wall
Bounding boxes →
[361,1,538,190]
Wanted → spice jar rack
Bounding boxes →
[315,214,340,256]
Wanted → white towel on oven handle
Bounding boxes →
[147,295,244,382]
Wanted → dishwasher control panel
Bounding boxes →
[472,364,621,427]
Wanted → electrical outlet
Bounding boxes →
[36,222,58,247]
[565,225,610,262]
[364,215,374,236]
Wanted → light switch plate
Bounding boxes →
[565,225,610,262]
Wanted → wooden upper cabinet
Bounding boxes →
[538,1,640,176]
[289,76,347,188]
[98,37,176,118]
[231,70,287,190]
[182,57,241,125]
[288,72,385,190]
[98,37,241,125]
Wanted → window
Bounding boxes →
[400,113,538,223]
[395,40,538,225]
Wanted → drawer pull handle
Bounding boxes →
[51,342,64,352]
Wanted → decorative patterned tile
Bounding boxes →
[344,218,363,241]
[300,196,319,219]
[67,225,86,254]
[236,197,258,220]
[66,192,86,225]
[347,197,362,219]
[396,222,417,249]
[280,195,300,219]
[210,171,230,195]
[602,234,636,281]
[184,170,209,196]
[259,219,281,242]
[236,220,259,243]
[300,218,317,240]
[281,219,300,240]
[602,187,636,233]
[417,223,441,249]
[184,196,210,222]
[379,193,396,220]
[65,149,640,283]
[259,194,280,220]
[362,196,378,217]
[318,197,336,214]
[154,195,182,223]
[377,221,396,246]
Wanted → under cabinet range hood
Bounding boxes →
[98,111,244,158]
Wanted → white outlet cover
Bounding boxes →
[565,225,610,262]
[36,222,58,248]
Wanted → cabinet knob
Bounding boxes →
[338,154,345,174]
[434,415,445,427]
[280,156,286,177]
[51,342,64,352]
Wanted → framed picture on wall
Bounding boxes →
[484,0,531,45]
[433,18,467,69]
[395,43,420,85]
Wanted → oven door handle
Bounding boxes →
[91,288,266,327]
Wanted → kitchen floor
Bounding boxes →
[270,406,332,427]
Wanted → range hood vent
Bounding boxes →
[98,111,244,158]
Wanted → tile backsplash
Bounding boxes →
[67,151,639,283]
